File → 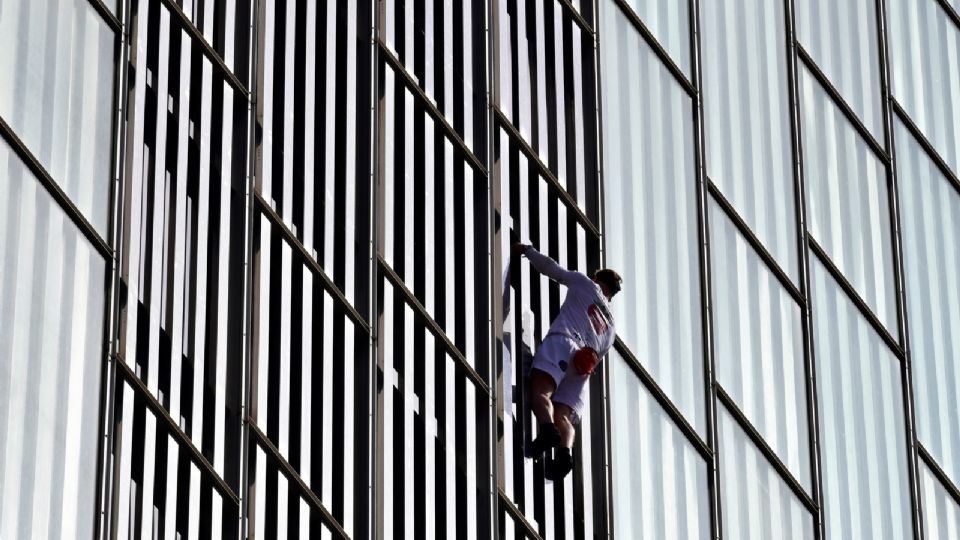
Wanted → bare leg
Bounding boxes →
[527,369,562,459]
[553,403,576,448]
[529,368,557,427]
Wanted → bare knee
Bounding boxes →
[530,369,557,400]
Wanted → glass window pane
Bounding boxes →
[608,351,710,540]
[618,0,690,74]
[701,0,798,280]
[800,65,898,333]
[0,138,107,539]
[710,200,810,487]
[795,0,883,136]
[599,0,704,432]
[0,0,115,235]
[811,257,912,540]
[718,405,815,539]
[886,0,960,177]
[920,463,960,539]
[895,120,960,487]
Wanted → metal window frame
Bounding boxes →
[876,0,928,536]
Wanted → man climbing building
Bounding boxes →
[513,242,621,480]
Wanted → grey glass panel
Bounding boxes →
[0,0,114,235]
[701,0,798,280]
[800,65,898,333]
[383,0,485,149]
[920,462,960,539]
[608,352,710,540]
[619,0,690,74]
[718,405,815,539]
[896,121,960,487]
[496,0,599,219]
[887,0,960,176]
[710,201,810,488]
[112,380,241,538]
[380,280,489,538]
[795,0,883,136]
[812,257,912,540]
[599,0,704,432]
[0,139,106,539]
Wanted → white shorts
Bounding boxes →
[531,334,588,424]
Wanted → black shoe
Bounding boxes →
[525,423,561,460]
[545,447,574,481]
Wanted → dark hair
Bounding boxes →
[593,269,623,297]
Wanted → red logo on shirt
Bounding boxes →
[587,304,609,335]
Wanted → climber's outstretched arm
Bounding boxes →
[513,243,578,286]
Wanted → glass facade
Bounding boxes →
[1,0,960,538]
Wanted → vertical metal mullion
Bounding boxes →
[874,0,925,536]
[688,0,722,537]
[97,0,132,536]
[484,0,502,536]
[372,0,384,538]
[588,0,615,537]
[240,0,261,537]
[782,0,826,538]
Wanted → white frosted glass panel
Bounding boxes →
[718,406,815,540]
[0,139,106,539]
[800,66,898,333]
[608,352,710,540]
[896,121,960,487]
[701,0,798,280]
[599,0,704,432]
[710,201,810,488]
[795,0,883,136]
[0,0,115,235]
[812,258,912,540]
[619,0,690,74]
[887,0,960,177]
[920,463,960,539]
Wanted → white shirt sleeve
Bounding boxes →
[524,247,583,286]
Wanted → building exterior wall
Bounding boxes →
[1,0,960,538]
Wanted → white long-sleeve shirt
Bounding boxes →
[523,247,616,356]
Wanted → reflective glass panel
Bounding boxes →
[608,351,710,540]
[887,0,960,177]
[800,65,898,333]
[896,120,960,487]
[710,200,810,488]
[0,0,115,235]
[0,138,107,539]
[795,0,883,136]
[619,0,690,74]
[920,462,960,539]
[812,257,912,540]
[599,0,704,432]
[718,405,815,539]
[701,0,798,280]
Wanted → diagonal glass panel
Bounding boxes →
[599,0,704,433]
[0,0,115,235]
[710,200,810,489]
[896,120,960,488]
[920,461,960,539]
[795,0,884,137]
[0,137,107,540]
[800,65,898,333]
[717,405,815,540]
[812,257,912,540]
[608,351,710,540]
[886,0,960,177]
[701,0,798,281]
[618,0,691,75]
